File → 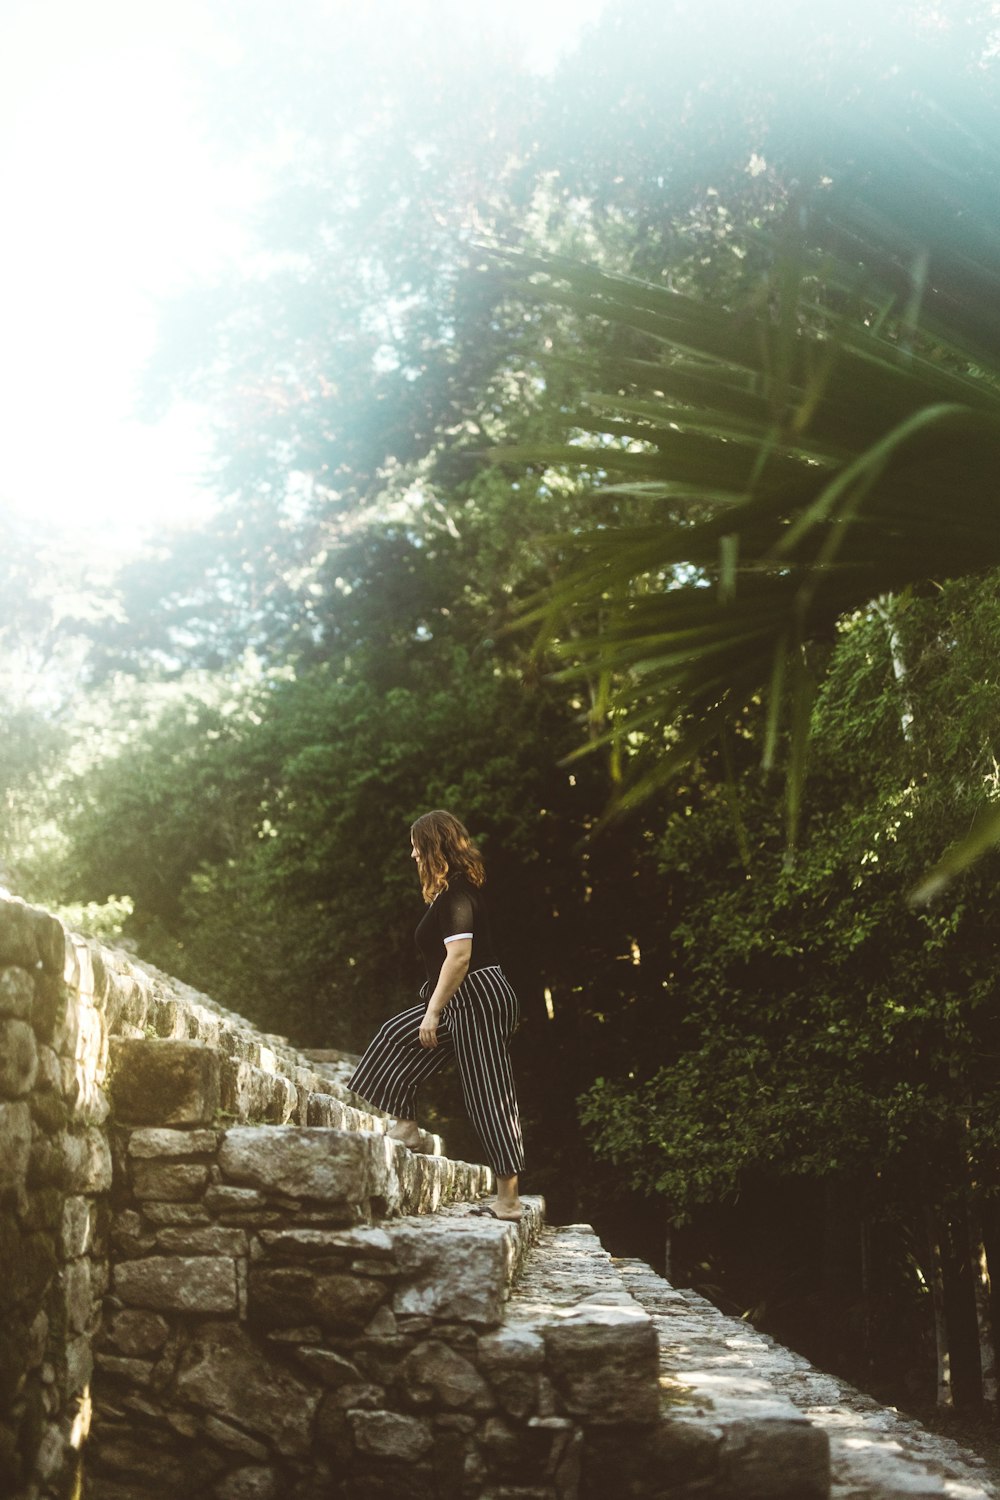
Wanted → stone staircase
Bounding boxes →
[3,893,996,1500]
[92,1029,1000,1499]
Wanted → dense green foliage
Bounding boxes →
[585,578,1000,1214]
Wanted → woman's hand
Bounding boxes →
[419,939,470,1048]
[418,1010,440,1049]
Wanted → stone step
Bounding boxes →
[250,1195,546,1335]
[113,1119,496,1246]
[615,1257,998,1500]
[91,1197,551,1499]
[495,1226,825,1499]
[109,1033,448,1161]
[504,1223,663,1425]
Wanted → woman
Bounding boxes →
[347,810,525,1221]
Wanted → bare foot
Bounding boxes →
[387,1120,422,1149]
[473,1198,523,1221]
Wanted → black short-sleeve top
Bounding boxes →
[415,873,499,985]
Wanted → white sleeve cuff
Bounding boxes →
[443,932,473,943]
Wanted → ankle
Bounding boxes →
[496,1177,520,1204]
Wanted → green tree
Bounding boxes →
[579,571,1000,1401]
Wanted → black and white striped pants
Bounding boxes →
[347,965,525,1178]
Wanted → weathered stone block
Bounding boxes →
[392,1221,513,1325]
[219,1126,385,1209]
[109,1038,221,1126]
[61,1197,93,1259]
[400,1339,495,1412]
[478,1326,546,1370]
[94,1353,155,1385]
[256,1225,394,1260]
[27,1135,65,1190]
[35,913,67,976]
[0,967,34,1019]
[27,1309,48,1369]
[0,1101,32,1195]
[66,1333,93,1394]
[62,1257,94,1335]
[248,1263,387,1333]
[61,1126,113,1193]
[140,1202,212,1226]
[105,974,150,1035]
[206,1185,269,1214]
[114,1254,237,1313]
[30,1090,70,1134]
[202,1415,270,1460]
[543,1306,659,1425]
[88,1436,191,1487]
[31,973,66,1045]
[128,1127,221,1158]
[326,1381,385,1411]
[215,1466,282,1500]
[104,1307,170,1357]
[176,1322,319,1456]
[307,1093,348,1128]
[35,1044,61,1092]
[489,1370,539,1419]
[154,1226,247,1256]
[221,1058,297,1124]
[349,1409,433,1461]
[131,1161,210,1201]
[111,1209,158,1259]
[365,1304,398,1336]
[0,901,40,969]
[292,1347,363,1386]
[0,1018,39,1097]
[718,1416,830,1499]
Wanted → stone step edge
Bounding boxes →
[618,1264,997,1500]
[107,1034,453,1162]
[249,1197,547,1332]
[207,1122,495,1224]
[611,1255,832,1500]
[500,1222,664,1429]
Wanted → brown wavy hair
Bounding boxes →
[411,810,485,903]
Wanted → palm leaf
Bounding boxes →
[486,181,1000,892]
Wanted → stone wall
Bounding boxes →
[89,1080,535,1499]
[89,1042,650,1500]
[0,891,407,1500]
[0,888,659,1500]
[1,896,110,1500]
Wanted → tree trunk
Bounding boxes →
[872,593,915,743]
[968,1206,998,1413]
[924,1207,954,1410]
[859,1216,873,1370]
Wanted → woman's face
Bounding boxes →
[410,837,421,870]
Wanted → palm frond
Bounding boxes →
[488,180,1000,891]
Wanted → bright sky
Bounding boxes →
[0,0,608,562]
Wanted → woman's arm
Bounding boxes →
[419,938,471,1048]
